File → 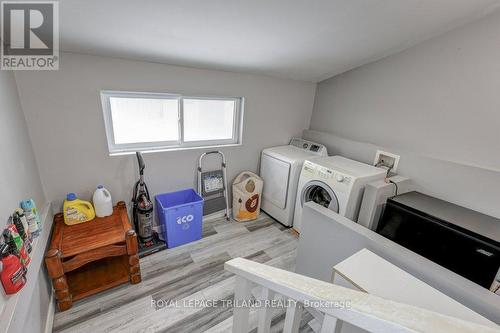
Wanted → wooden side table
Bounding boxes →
[45,201,141,311]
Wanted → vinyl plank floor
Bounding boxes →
[53,213,311,333]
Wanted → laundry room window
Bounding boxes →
[100,91,244,155]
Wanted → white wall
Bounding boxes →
[0,71,47,326]
[15,53,316,215]
[309,10,500,218]
[0,71,45,228]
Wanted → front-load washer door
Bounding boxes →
[261,154,290,209]
[301,180,339,213]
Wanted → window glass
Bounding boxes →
[183,99,235,142]
[101,91,243,154]
[109,97,179,144]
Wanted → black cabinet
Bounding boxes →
[377,192,500,289]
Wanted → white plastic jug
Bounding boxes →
[92,185,113,218]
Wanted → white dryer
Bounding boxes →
[260,138,327,226]
[293,156,386,233]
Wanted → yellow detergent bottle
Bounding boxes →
[63,193,96,225]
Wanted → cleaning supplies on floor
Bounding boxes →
[13,209,30,241]
[63,193,96,225]
[0,242,26,295]
[3,224,30,266]
[232,171,263,222]
[93,185,113,217]
[0,201,40,296]
[12,214,32,255]
[21,199,41,237]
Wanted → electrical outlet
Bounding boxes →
[374,150,400,172]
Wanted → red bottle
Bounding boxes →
[0,243,26,295]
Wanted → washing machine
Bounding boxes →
[260,138,327,226]
[293,156,386,233]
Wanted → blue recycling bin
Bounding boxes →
[155,188,204,248]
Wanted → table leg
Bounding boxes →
[126,230,142,284]
[45,249,73,310]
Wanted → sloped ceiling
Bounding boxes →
[59,0,500,82]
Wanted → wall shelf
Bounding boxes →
[0,202,53,333]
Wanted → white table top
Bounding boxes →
[333,248,497,328]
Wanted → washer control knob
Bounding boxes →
[336,174,345,182]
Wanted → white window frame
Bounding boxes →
[100,90,244,155]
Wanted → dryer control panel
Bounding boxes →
[289,138,327,156]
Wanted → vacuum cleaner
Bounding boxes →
[132,152,165,256]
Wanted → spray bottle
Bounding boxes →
[14,209,31,242]
[21,200,40,238]
[12,213,32,254]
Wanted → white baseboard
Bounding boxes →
[44,291,55,333]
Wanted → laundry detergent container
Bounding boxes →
[232,171,263,222]
[155,189,204,248]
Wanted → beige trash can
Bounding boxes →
[232,171,263,222]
